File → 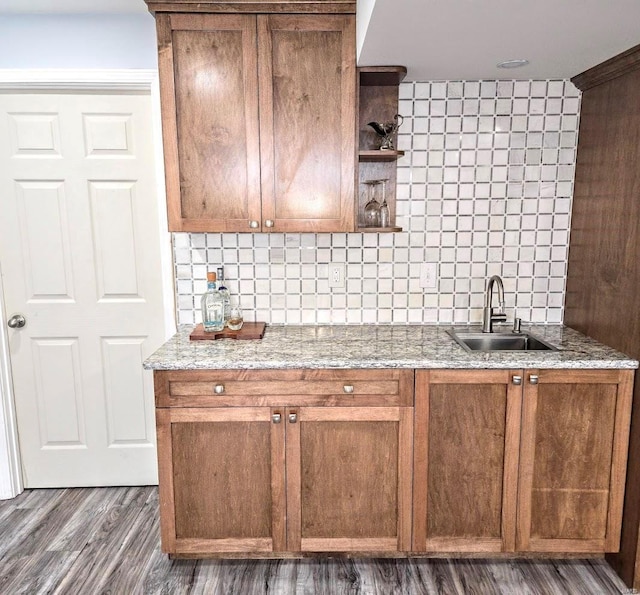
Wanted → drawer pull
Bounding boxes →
[343,385,354,394]
[512,375,522,385]
[214,384,225,394]
[272,413,282,424]
[288,412,298,424]
[529,374,539,385]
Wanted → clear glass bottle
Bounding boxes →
[216,266,231,325]
[201,271,224,332]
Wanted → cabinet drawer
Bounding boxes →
[154,369,414,407]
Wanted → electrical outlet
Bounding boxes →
[420,262,437,289]
[328,263,345,288]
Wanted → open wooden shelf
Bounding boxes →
[357,226,403,233]
[357,66,406,232]
[359,150,404,162]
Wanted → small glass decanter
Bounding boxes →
[363,180,381,227]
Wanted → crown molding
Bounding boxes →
[0,69,157,91]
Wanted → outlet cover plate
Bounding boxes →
[328,263,345,288]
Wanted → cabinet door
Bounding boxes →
[257,15,356,232]
[157,13,262,232]
[413,370,522,553]
[285,406,413,552]
[517,369,633,553]
[156,407,286,554]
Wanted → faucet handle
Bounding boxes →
[491,309,507,323]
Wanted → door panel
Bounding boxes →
[156,407,286,554]
[286,406,412,552]
[158,13,262,231]
[258,14,355,232]
[517,369,633,553]
[0,92,167,486]
[413,370,522,553]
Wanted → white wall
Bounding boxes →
[0,14,157,69]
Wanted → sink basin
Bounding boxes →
[448,330,558,352]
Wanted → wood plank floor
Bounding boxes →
[0,486,634,594]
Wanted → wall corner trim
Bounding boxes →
[572,43,640,91]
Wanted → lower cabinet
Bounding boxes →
[154,366,633,557]
[413,368,634,554]
[517,369,633,553]
[154,369,414,555]
[413,370,521,553]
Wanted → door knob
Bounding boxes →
[7,314,26,329]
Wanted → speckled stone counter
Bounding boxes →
[144,324,638,370]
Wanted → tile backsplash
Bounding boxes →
[174,79,581,326]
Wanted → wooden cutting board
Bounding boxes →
[189,322,266,341]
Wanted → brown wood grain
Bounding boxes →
[291,407,410,552]
[169,13,262,231]
[518,370,630,554]
[155,408,177,553]
[563,46,640,589]
[572,43,640,90]
[427,383,507,541]
[258,14,355,232]
[271,407,287,551]
[189,322,266,340]
[607,370,634,551]
[156,13,183,231]
[413,370,518,553]
[145,1,356,14]
[356,68,403,230]
[169,408,276,551]
[155,368,413,408]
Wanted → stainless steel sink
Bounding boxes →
[447,329,558,352]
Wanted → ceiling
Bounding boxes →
[3,0,640,81]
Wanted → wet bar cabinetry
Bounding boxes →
[357,66,406,232]
[565,43,640,589]
[154,369,414,555]
[151,361,633,558]
[413,369,633,555]
[147,0,356,232]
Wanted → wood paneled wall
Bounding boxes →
[565,43,640,589]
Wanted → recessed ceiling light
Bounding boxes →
[497,59,530,69]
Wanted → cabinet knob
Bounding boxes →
[272,413,282,424]
[343,385,354,394]
[264,219,274,228]
[214,384,225,394]
[288,412,298,424]
[249,220,259,229]
[529,374,539,385]
[512,375,522,385]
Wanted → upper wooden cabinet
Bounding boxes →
[154,10,356,232]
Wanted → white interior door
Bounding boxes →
[0,91,169,487]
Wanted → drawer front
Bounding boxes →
[155,369,414,407]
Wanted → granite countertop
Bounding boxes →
[144,324,638,370]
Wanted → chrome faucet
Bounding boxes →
[482,275,507,333]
